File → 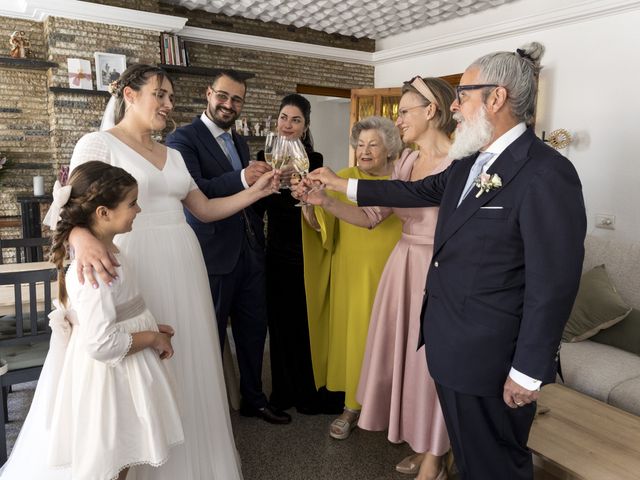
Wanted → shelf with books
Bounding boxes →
[160,32,189,67]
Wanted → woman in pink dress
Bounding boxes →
[302,76,456,480]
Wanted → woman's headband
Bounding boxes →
[408,76,438,107]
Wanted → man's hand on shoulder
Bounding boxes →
[244,161,272,186]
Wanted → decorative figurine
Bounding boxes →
[253,122,261,136]
[9,30,31,59]
[264,115,272,133]
[242,118,249,136]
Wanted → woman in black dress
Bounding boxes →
[257,94,341,414]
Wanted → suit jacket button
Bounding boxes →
[434,261,439,267]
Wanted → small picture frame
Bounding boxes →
[94,52,126,91]
[67,58,93,90]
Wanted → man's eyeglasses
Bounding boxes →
[455,84,499,104]
[397,104,428,120]
[211,89,245,107]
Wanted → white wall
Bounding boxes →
[303,95,351,172]
[375,0,640,242]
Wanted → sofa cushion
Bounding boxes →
[559,340,640,403]
[591,308,640,355]
[609,377,640,416]
[562,264,632,342]
[584,235,640,309]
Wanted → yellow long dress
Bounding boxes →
[302,167,402,409]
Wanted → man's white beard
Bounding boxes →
[448,106,494,160]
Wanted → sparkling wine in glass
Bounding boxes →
[264,131,276,167]
[270,136,292,189]
[291,139,311,206]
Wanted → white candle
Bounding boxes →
[33,175,44,196]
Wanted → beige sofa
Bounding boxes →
[559,235,640,416]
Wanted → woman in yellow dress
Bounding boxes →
[301,116,403,440]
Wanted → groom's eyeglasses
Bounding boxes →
[455,84,499,104]
[211,89,245,107]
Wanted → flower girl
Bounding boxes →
[0,161,183,480]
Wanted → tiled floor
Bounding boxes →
[5,343,559,480]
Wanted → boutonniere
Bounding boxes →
[474,172,502,197]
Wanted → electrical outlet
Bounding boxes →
[595,214,615,230]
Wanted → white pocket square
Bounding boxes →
[480,206,503,209]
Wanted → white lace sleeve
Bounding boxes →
[69,132,112,172]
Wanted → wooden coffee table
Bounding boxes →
[528,383,640,479]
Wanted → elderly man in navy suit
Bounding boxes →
[304,43,586,479]
[166,70,291,425]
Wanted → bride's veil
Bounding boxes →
[100,96,117,131]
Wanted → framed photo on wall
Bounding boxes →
[94,52,126,91]
[67,58,93,90]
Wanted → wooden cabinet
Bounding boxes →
[348,74,462,165]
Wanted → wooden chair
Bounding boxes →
[0,267,56,464]
[0,237,50,264]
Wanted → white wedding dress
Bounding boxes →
[0,131,243,479]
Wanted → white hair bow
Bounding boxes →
[48,299,74,344]
[43,180,72,230]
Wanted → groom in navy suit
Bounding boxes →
[307,43,586,479]
[166,70,291,424]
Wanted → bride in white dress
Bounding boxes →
[0,64,278,480]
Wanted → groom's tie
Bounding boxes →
[220,132,243,171]
[457,151,494,206]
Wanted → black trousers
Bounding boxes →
[265,253,318,411]
[209,236,268,409]
[435,382,536,480]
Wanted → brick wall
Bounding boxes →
[0,4,373,247]
[172,41,372,154]
[0,18,48,242]
[45,16,160,169]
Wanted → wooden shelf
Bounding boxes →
[0,56,57,70]
[49,87,110,97]
[0,217,21,229]
[159,64,255,80]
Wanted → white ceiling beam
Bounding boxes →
[0,0,187,32]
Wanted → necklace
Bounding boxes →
[115,125,155,152]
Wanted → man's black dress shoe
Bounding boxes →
[239,403,292,425]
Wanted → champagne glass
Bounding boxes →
[273,137,296,189]
[290,139,311,206]
[263,131,276,168]
[270,136,290,189]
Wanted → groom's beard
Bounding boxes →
[449,106,494,160]
[208,104,240,130]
